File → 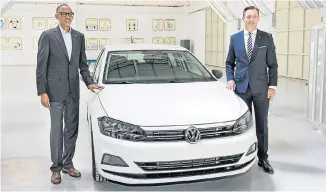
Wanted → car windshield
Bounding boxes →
[102,50,216,84]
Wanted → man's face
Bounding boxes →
[243,9,259,30]
[55,6,74,27]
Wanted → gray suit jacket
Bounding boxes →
[225,29,278,94]
[36,25,94,102]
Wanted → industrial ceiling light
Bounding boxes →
[298,0,315,8]
[1,0,14,15]
[207,1,227,22]
[240,0,273,16]
[297,0,326,9]
[12,0,68,4]
[253,0,271,15]
[207,0,237,23]
[241,0,251,7]
[76,0,190,7]
[315,1,326,8]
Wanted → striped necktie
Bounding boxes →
[247,32,253,62]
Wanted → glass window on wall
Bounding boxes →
[205,7,227,68]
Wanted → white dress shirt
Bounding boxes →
[59,25,72,61]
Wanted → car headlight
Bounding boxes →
[97,116,146,141]
[233,110,253,134]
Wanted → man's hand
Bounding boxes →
[41,93,50,108]
[87,84,105,93]
[226,80,236,90]
[268,88,276,101]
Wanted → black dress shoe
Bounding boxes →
[258,159,274,174]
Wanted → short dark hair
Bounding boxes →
[243,6,260,18]
[56,3,70,13]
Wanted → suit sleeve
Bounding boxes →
[36,31,49,96]
[225,35,236,82]
[266,34,278,86]
[79,34,95,86]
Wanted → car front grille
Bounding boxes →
[143,125,238,142]
[135,153,243,171]
[102,157,255,180]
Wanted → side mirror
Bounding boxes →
[212,69,223,79]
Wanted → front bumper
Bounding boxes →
[92,122,257,185]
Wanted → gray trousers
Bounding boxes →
[49,93,79,172]
[235,85,270,161]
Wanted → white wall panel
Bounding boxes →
[76,5,187,60]
[274,0,322,80]
[187,9,206,64]
[0,3,204,65]
[1,3,74,66]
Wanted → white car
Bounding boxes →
[86,43,257,185]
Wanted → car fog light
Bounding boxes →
[101,154,129,167]
[246,142,257,156]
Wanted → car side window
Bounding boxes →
[93,49,104,83]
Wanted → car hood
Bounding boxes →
[97,81,248,127]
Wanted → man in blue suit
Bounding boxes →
[225,6,278,174]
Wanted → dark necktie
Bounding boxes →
[247,32,253,62]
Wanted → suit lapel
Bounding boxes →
[71,29,78,63]
[238,31,250,64]
[53,25,69,60]
[250,29,263,63]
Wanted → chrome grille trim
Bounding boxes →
[102,158,256,180]
[143,125,237,141]
[135,153,243,171]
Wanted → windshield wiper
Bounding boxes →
[168,80,181,83]
[105,81,134,84]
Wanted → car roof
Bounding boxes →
[104,43,189,52]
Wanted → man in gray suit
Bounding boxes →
[36,4,104,184]
[225,6,278,174]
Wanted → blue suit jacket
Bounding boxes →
[225,29,278,94]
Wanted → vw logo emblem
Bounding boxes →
[184,126,201,144]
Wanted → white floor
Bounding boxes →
[1,65,326,191]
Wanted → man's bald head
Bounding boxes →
[55,4,74,29]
